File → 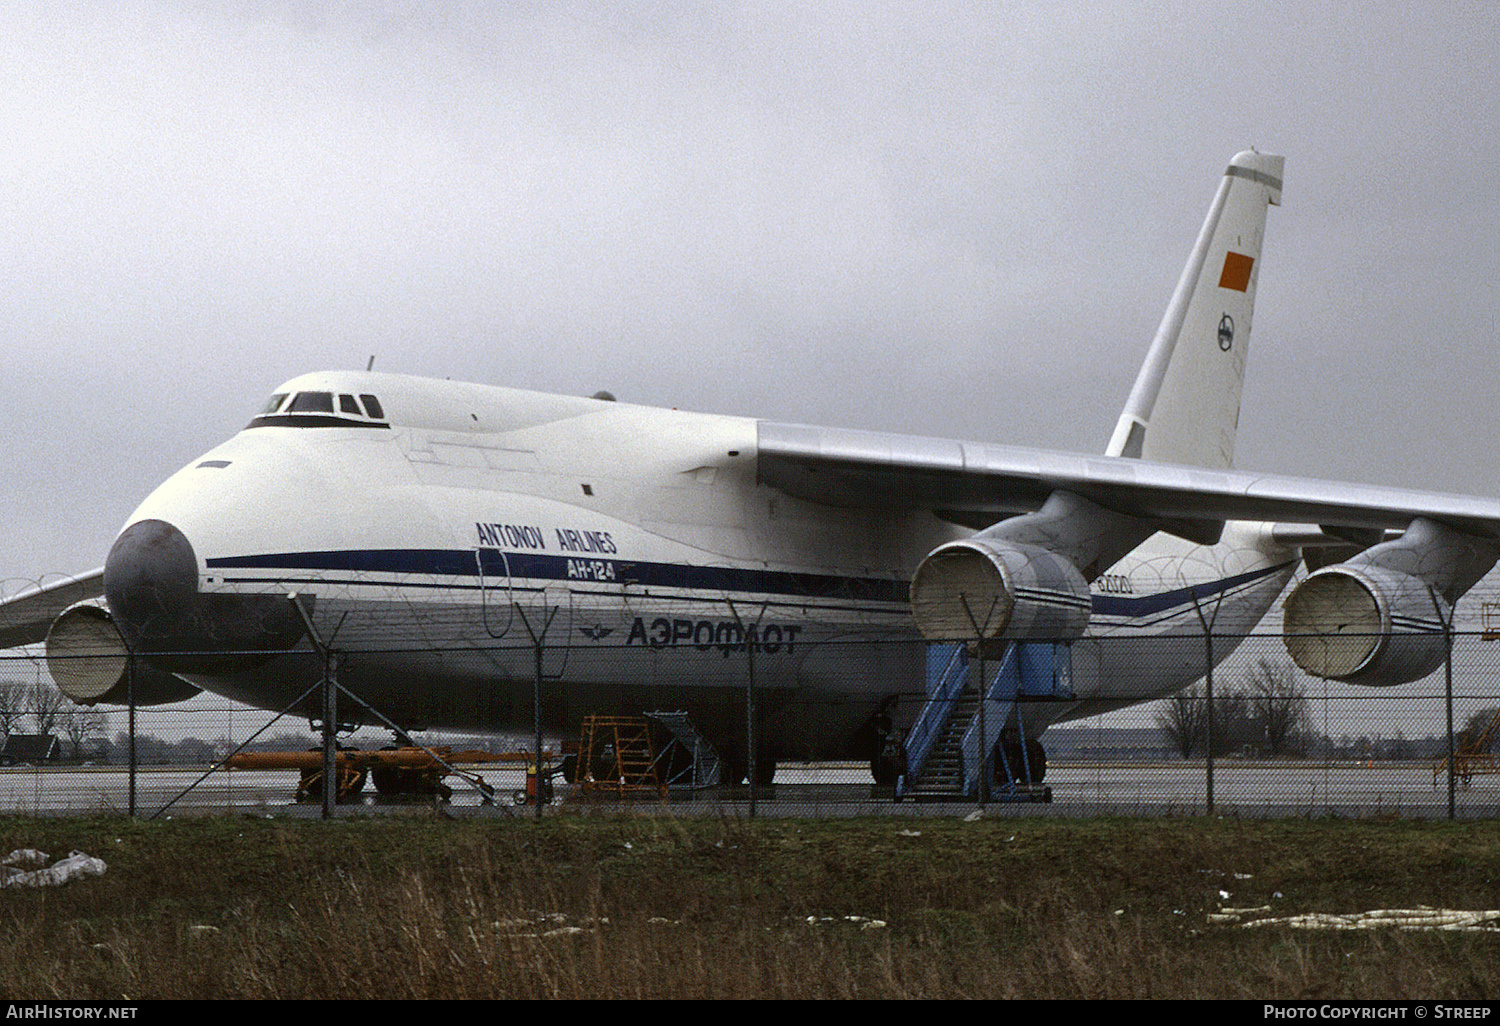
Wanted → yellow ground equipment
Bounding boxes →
[575,716,665,798]
[225,746,528,802]
[1433,710,1500,788]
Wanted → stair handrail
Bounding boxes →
[960,643,1021,796]
[898,643,968,796]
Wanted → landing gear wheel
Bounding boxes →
[725,753,776,787]
[1024,739,1047,783]
[590,746,620,783]
[995,740,1047,785]
[753,758,776,787]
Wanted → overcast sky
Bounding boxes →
[4,0,1499,594]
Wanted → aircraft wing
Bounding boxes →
[756,422,1500,540]
[0,569,105,649]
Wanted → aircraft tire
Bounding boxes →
[372,766,404,795]
[996,740,1048,785]
[590,751,620,782]
[1025,739,1047,784]
[754,758,776,787]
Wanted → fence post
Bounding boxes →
[126,650,137,818]
[728,601,767,817]
[1190,591,1219,814]
[1432,587,1456,820]
[320,653,340,819]
[287,594,343,820]
[958,595,1001,807]
[514,603,558,822]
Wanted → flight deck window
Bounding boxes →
[287,391,334,413]
[244,389,389,430]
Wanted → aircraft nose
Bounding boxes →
[103,519,202,653]
[104,518,306,664]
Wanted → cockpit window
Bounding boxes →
[287,391,335,414]
[246,390,390,430]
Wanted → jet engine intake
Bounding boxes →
[44,604,201,707]
[1282,518,1497,688]
[910,539,1091,643]
[1283,564,1446,686]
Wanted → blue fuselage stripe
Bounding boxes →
[206,550,1294,622]
[1088,560,1295,618]
[208,549,912,604]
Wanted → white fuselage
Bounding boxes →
[114,371,1297,757]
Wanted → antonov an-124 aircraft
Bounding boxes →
[4,150,1499,793]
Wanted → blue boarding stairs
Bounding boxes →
[896,641,1073,802]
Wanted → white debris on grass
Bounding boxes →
[1217,906,1500,932]
[0,850,106,889]
[489,912,611,938]
[804,915,887,930]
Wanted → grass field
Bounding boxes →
[0,811,1497,999]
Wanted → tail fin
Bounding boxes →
[1106,150,1283,469]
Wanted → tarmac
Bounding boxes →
[3,759,1498,819]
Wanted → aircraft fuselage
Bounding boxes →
[99,370,1296,762]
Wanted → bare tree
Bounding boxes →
[0,677,27,739]
[1241,657,1312,757]
[58,705,108,761]
[1156,684,1244,757]
[1157,684,1210,758]
[1158,662,1311,759]
[28,682,64,738]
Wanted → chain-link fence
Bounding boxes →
[4,628,1500,818]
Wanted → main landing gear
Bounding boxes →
[996,738,1047,786]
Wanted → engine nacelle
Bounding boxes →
[910,539,1091,643]
[44,604,202,707]
[1283,564,1449,687]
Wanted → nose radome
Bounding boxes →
[104,517,306,664]
[103,519,201,651]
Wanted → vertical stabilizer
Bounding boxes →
[1106,151,1283,469]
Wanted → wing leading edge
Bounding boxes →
[755,421,1500,541]
[0,570,105,650]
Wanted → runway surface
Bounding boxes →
[2,760,1497,819]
